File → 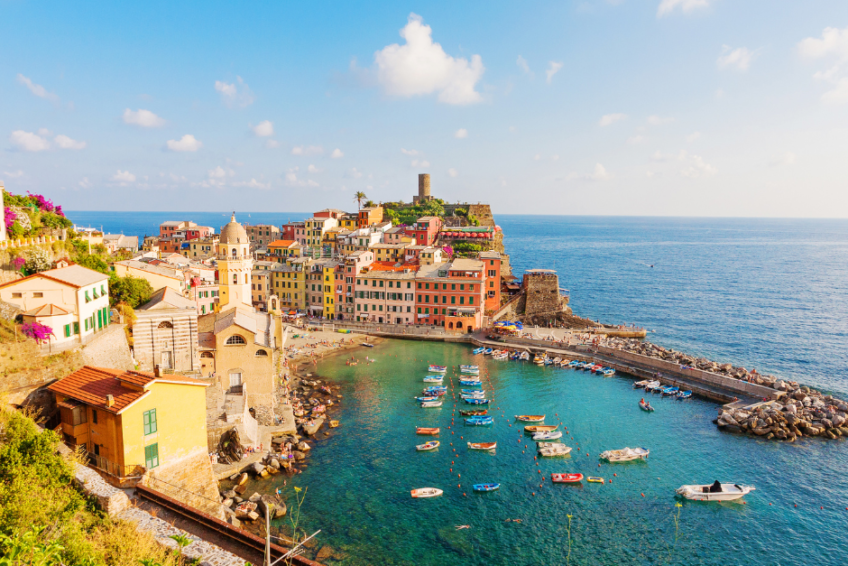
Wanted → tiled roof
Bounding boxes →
[0,265,109,291]
[137,287,195,311]
[268,239,298,248]
[115,260,184,280]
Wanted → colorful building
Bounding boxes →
[267,239,302,262]
[414,258,486,332]
[357,206,384,228]
[479,250,502,313]
[354,264,417,324]
[408,216,442,247]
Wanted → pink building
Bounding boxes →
[354,266,417,324]
[408,216,442,247]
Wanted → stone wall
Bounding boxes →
[143,449,226,520]
[81,323,134,371]
[523,272,564,317]
[133,311,199,373]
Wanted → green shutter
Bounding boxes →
[64,324,70,338]
[143,409,157,435]
[73,322,79,334]
[469,296,474,305]
[144,443,159,469]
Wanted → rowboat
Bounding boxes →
[459,409,488,416]
[661,386,680,396]
[515,415,545,422]
[602,369,616,377]
[493,352,508,360]
[421,400,443,408]
[639,400,655,412]
[461,389,485,394]
[538,444,572,457]
[553,357,562,365]
[465,398,490,405]
[532,431,562,441]
[472,347,485,355]
[459,380,482,386]
[329,420,339,428]
[467,442,497,450]
[484,348,493,355]
[411,488,443,498]
[461,393,485,399]
[587,477,604,484]
[676,483,755,501]
[423,390,446,397]
[461,364,479,371]
[544,357,554,365]
[415,396,437,402]
[473,483,500,492]
[677,391,692,400]
[568,360,581,368]
[461,368,480,374]
[416,427,440,435]
[465,416,494,425]
[428,365,447,373]
[423,385,447,390]
[552,473,583,483]
[416,441,439,451]
[599,447,650,462]
[525,425,558,433]
[519,351,530,361]
[423,376,444,383]
[362,343,374,348]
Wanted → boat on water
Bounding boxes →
[461,368,480,374]
[538,444,572,457]
[428,365,447,373]
[416,427,440,435]
[472,347,485,355]
[467,442,497,450]
[415,396,438,402]
[599,447,650,462]
[532,431,563,441]
[460,380,482,386]
[461,364,479,371]
[646,382,664,393]
[329,420,339,428]
[677,390,692,400]
[519,351,530,361]
[460,409,488,416]
[461,393,485,399]
[515,414,545,422]
[493,351,508,360]
[661,386,680,396]
[473,483,500,492]
[602,368,616,377]
[362,343,374,348]
[461,388,485,394]
[676,483,755,501]
[525,424,558,433]
[568,360,581,368]
[484,348,494,355]
[553,357,562,365]
[552,473,583,483]
[533,355,545,365]
[421,400,443,408]
[416,441,440,451]
[422,390,446,397]
[466,416,494,425]
[639,399,655,412]
[411,488,443,498]
[423,376,444,383]
[634,380,651,388]
[465,398,490,405]
[587,477,605,484]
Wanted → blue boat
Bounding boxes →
[483,348,493,355]
[473,483,500,492]
[472,347,485,355]
[462,389,485,394]
[424,385,447,390]
[465,416,494,425]
[661,386,679,396]
[465,398,490,405]
[677,390,692,400]
[415,396,438,402]
[460,380,482,386]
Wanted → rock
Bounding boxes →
[223,489,237,499]
[229,473,240,481]
[722,425,742,434]
[250,462,266,475]
[765,433,775,440]
[274,501,287,518]
[826,430,838,440]
[774,380,787,391]
[260,470,270,478]
[237,472,249,486]
[785,404,797,415]
[317,546,342,561]
[293,451,306,461]
[234,484,247,495]
[234,501,257,519]
[247,511,260,521]
[234,496,244,503]
[267,466,279,475]
[802,426,821,436]
[793,390,807,401]
[718,415,739,427]
[752,427,771,436]
[249,492,262,502]
[822,418,834,429]
[258,495,277,516]
[269,458,281,469]
[222,498,233,507]
[297,441,311,452]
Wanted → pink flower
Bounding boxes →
[21,321,55,344]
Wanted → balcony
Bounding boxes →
[88,453,146,487]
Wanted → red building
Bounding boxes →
[479,251,502,313]
[414,258,485,332]
[313,208,346,220]
[408,216,442,247]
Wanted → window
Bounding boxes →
[33,292,43,298]
[73,322,79,335]
[417,307,421,314]
[64,324,71,338]
[85,291,91,303]
[460,296,466,305]
[256,349,268,357]
[145,443,160,469]
[451,284,456,291]
[92,409,98,424]
[460,284,465,291]
[469,296,474,305]
[451,296,456,304]
[226,335,246,345]
[158,321,173,329]
[143,409,157,435]
[11,292,21,298]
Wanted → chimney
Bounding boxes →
[106,394,115,408]
[154,365,161,377]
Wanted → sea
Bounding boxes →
[69,211,848,564]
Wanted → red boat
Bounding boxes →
[551,473,584,483]
[416,427,440,435]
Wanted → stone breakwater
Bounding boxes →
[603,337,848,442]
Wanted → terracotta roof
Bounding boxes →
[268,240,298,248]
[24,303,70,317]
[0,265,108,291]
[368,261,419,273]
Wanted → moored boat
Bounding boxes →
[661,386,680,396]
[421,400,443,408]
[538,444,572,457]
[587,477,605,484]
[465,416,494,425]
[484,348,493,355]
[415,396,438,402]
[676,483,755,501]
[515,414,545,422]
[428,365,447,373]
[519,351,530,361]
[416,427,440,435]
[634,380,651,388]
[411,488,443,498]
[532,431,563,441]
[416,441,440,451]
[459,380,482,386]
[423,376,444,383]
[602,368,616,377]
[467,442,497,450]
[525,424,558,433]
[472,347,485,355]
[465,398,490,405]
[677,390,692,400]
[459,409,488,416]
[461,389,485,394]
[552,473,583,483]
[473,483,500,492]
[599,447,649,462]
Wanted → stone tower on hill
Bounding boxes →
[413,173,432,204]
[216,213,253,310]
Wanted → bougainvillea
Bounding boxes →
[12,257,26,270]
[27,192,55,213]
[442,244,454,258]
[3,207,16,230]
[21,321,55,344]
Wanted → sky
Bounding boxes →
[1,0,847,217]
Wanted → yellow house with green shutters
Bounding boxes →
[49,366,209,487]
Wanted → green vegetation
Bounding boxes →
[75,253,111,275]
[2,190,72,240]
[108,275,153,309]
[452,242,482,254]
[0,406,179,566]
[382,199,446,226]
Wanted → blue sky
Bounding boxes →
[2,0,847,217]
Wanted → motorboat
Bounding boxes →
[460,409,488,416]
[462,389,486,394]
[461,392,485,399]
[676,483,755,502]
[421,400,443,408]
[602,368,616,377]
[422,390,446,397]
[661,386,680,397]
[552,473,583,483]
[416,441,439,451]
[428,365,447,373]
[525,425,558,433]
[461,366,480,374]
[473,483,500,492]
[677,390,692,400]
[465,398,490,405]
[599,447,649,462]
[362,343,374,348]
[553,357,562,365]
[423,376,444,383]
[544,357,554,365]
[639,399,655,412]
[568,360,581,368]
[411,488,443,498]
[519,351,530,361]
[415,396,438,402]
[533,355,545,365]
[472,347,485,355]
[416,427,440,435]
[647,382,664,393]
[634,380,651,388]
[484,348,494,355]
[538,444,572,457]
[493,351,508,360]
[587,477,605,484]
[515,415,545,422]
[423,385,447,390]
[459,379,482,386]
[532,431,563,441]
[461,364,479,370]
[467,442,497,450]
[465,416,494,425]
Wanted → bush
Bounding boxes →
[25,247,52,273]
[109,275,153,308]
[74,254,110,275]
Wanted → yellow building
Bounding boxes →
[267,239,302,262]
[113,260,186,295]
[339,214,358,230]
[322,261,339,318]
[49,366,209,486]
[269,259,308,311]
[216,214,253,310]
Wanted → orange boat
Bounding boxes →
[416,427,440,435]
[467,442,497,450]
[551,473,583,483]
[525,425,558,433]
[515,415,545,422]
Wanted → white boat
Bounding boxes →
[519,351,530,361]
[599,447,650,462]
[532,431,562,441]
[538,443,572,457]
[493,351,508,360]
[553,357,562,365]
[461,365,479,371]
[423,376,444,383]
[676,483,755,502]
[421,400,443,408]
[411,488,443,498]
[461,392,485,399]
[416,441,440,451]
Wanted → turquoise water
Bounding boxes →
[264,340,847,565]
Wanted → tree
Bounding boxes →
[108,274,153,308]
[353,191,367,210]
[73,253,110,275]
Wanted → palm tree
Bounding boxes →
[354,191,367,210]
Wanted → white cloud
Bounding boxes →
[821,78,848,104]
[166,134,202,152]
[516,55,533,78]
[308,164,321,173]
[53,135,86,150]
[347,167,364,179]
[291,145,324,156]
[123,108,166,128]
[112,170,136,184]
[717,46,754,71]
[78,177,91,188]
[533,154,541,161]
[215,76,255,107]
[285,167,317,187]
[233,178,272,189]
[545,61,563,84]
[331,148,344,159]
[686,131,701,142]
[647,115,674,126]
[651,150,675,162]
[448,168,458,177]
[208,166,235,179]
[568,163,612,182]
[411,159,431,168]
[454,128,468,139]
[599,113,627,127]
[657,0,711,17]
[677,150,717,178]
[10,130,50,152]
[373,13,484,105]
[401,148,419,155]
[252,120,274,137]
[798,26,848,61]
[627,135,647,145]
[16,74,58,102]
[2,170,24,179]
[770,151,796,167]
[265,140,280,149]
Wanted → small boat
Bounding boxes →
[532,431,563,441]
[634,380,651,388]
[599,447,650,462]
[533,355,544,365]
[676,483,755,501]
[467,442,497,450]
[552,473,583,483]
[677,390,692,400]
[493,352,508,360]
[423,385,447,390]
[661,386,680,396]
[459,409,488,416]
[461,393,486,399]
[553,357,562,365]
[411,488,443,498]
[519,351,530,361]
[484,348,493,355]
[416,441,440,451]
[423,376,444,383]
[602,369,616,377]
[461,389,485,394]
[472,347,485,355]
[538,444,572,457]
[568,360,581,368]
[587,477,605,484]
[646,382,664,393]
[525,425,558,433]
[421,400,443,408]
[465,416,494,425]
[639,400,655,412]
[415,396,437,402]
[416,427,440,435]
[362,343,374,348]
[464,398,490,405]
[544,357,554,365]
[515,415,545,422]
[461,368,481,374]
[329,420,339,428]
[459,380,482,386]
[428,365,447,373]
[473,483,500,492]
[460,364,479,371]
[423,390,446,397]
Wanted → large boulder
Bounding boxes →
[268,458,281,470]
[293,451,306,461]
[250,462,266,476]
[248,492,262,502]
[793,390,807,401]
[297,441,311,452]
